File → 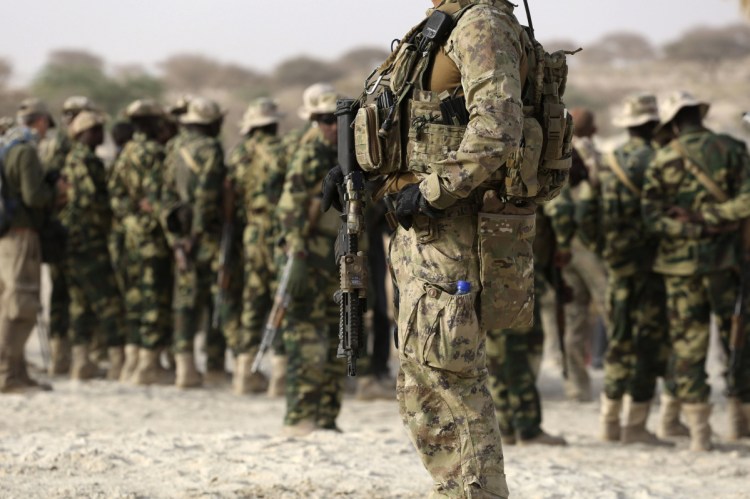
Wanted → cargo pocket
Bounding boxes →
[478,212,536,330]
[504,116,543,199]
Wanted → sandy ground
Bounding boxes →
[1,331,749,499]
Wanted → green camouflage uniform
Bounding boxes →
[277,132,345,429]
[109,133,173,350]
[228,131,286,355]
[38,128,71,342]
[61,142,124,347]
[577,136,672,402]
[162,129,224,356]
[642,126,750,403]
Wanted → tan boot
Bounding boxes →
[742,404,750,439]
[232,353,269,395]
[727,398,750,441]
[267,354,287,398]
[519,430,567,446]
[282,419,318,437]
[204,369,231,388]
[621,396,674,447]
[499,430,517,446]
[599,393,622,442]
[106,347,124,381]
[175,352,202,389]
[683,403,713,451]
[70,345,102,381]
[48,337,71,376]
[657,394,690,438]
[355,375,394,401]
[119,344,140,383]
[132,348,175,386]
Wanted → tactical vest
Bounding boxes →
[353,3,574,204]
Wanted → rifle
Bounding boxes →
[335,99,368,377]
[212,178,236,330]
[251,253,294,373]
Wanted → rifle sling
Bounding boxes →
[607,151,641,197]
[671,139,730,203]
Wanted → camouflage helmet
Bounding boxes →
[167,94,193,117]
[657,91,709,131]
[125,98,165,118]
[298,82,335,120]
[180,97,225,125]
[62,96,96,114]
[612,94,659,128]
[17,98,56,127]
[239,97,285,134]
[68,110,106,138]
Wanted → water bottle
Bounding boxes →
[457,280,471,295]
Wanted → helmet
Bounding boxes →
[612,94,659,128]
[298,82,335,120]
[239,97,285,134]
[62,96,96,114]
[125,98,165,118]
[306,91,339,118]
[68,110,106,138]
[17,98,55,127]
[179,97,225,125]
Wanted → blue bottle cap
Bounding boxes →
[457,280,471,295]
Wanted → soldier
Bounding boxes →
[38,96,96,376]
[578,95,679,445]
[277,89,347,435]
[0,98,65,393]
[0,116,14,135]
[642,91,750,450]
[161,97,226,389]
[109,100,174,385]
[228,98,287,394]
[61,111,125,380]
[544,108,609,402]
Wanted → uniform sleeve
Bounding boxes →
[277,142,318,253]
[16,145,54,208]
[641,158,702,239]
[420,9,524,209]
[700,148,750,224]
[574,180,601,253]
[544,184,576,251]
[191,144,225,238]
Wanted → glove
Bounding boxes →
[286,254,309,298]
[321,165,345,213]
[395,183,442,230]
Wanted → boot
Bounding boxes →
[518,429,567,446]
[106,347,124,381]
[204,369,231,388]
[657,394,690,438]
[727,398,750,441]
[355,375,394,401]
[132,348,174,386]
[119,344,140,383]
[267,354,287,398]
[621,396,673,446]
[70,345,102,381]
[282,419,318,437]
[599,393,622,442]
[175,352,202,389]
[48,337,71,376]
[683,403,713,451]
[232,353,269,395]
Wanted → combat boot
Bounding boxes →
[599,393,622,442]
[355,375,394,401]
[727,398,750,441]
[70,345,102,381]
[175,352,202,389]
[232,353,268,395]
[518,430,567,446]
[132,348,174,386]
[267,354,287,397]
[282,419,318,437]
[683,403,713,451]
[657,394,690,438]
[106,347,124,381]
[620,396,673,447]
[119,344,139,383]
[48,336,71,376]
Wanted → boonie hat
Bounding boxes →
[298,83,335,120]
[612,94,659,128]
[180,97,225,125]
[68,110,106,138]
[239,98,285,134]
[656,91,710,132]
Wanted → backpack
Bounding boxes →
[0,128,32,237]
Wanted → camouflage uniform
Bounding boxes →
[277,130,346,429]
[61,142,124,348]
[110,133,173,351]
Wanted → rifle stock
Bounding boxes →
[212,178,236,330]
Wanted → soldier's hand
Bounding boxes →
[667,206,701,223]
[321,165,345,213]
[286,254,309,298]
[139,198,154,213]
[553,249,572,268]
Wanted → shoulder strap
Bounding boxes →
[671,138,730,203]
[178,147,202,175]
[607,151,641,197]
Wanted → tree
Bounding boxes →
[273,56,343,88]
[664,24,750,63]
[579,32,654,65]
[335,47,391,73]
[47,50,104,71]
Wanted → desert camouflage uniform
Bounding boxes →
[61,142,124,347]
[643,126,750,403]
[229,131,286,355]
[578,136,672,402]
[162,129,224,355]
[277,132,345,429]
[110,133,173,350]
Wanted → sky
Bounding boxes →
[1,0,745,84]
